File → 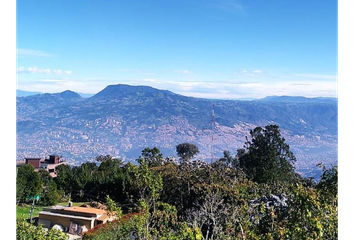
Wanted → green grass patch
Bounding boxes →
[16,202,89,219]
[16,204,44,219]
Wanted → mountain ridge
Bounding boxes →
[259,95,337,103]
[16,84,337,177]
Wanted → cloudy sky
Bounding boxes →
[16,0,337,99]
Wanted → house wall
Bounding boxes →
[49,155,60,164]
[39,213,94,230]
[26,159,41,168]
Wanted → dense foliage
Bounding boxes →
[16,218,68,240]
[238,125,296,184]
[176,143,200,162]
[16,125,338,239]
[16,165,64,206]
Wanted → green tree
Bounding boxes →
[218,150,241,168]
[140,147,164,167]
[238,125,296,184]
[106,195,123,219]
[17,218,69,240]
[55,164,73,197]
[176,143,200,163]
[124,159,163,208]
[38,170,61,206]
[16,164,42,203]
[285,184,329,239]
[316,163,338,204]
[72,162,98,201]
[96,154,113,162]
[96,157,124,186]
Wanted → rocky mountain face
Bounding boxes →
[16,84,337,178]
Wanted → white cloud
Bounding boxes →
[18,78,106,94]
[296,74,337,80]
[17,77,337,100]
[252,70,263,74]
[17,67,72,75]
[52,70,63,74]
[174,70,193,74]
[17,49,52,57]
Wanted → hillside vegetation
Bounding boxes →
[16,125,337,239]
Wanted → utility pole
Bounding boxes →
[29,195,39,223]
[29,198,35,222]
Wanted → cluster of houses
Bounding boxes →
[18,155,116,237]
[17,154,66,177]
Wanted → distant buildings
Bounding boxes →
[17,155,67,177]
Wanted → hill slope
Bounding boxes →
[16,85,337,177]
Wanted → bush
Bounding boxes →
[16,218,68,240]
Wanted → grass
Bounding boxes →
[16,201,89,219]
[16,204,44,219]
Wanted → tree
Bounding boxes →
[97,157,124,175]
[106,195,123,219]
[96,154,113,162]
[140,147,164,167]
[218,150,241,168]
[38,170,61,206]
[17,218,69,240]
[55,164,73,197]
[123,159,163,239]
[316,163,338,204]
[284,183,337,239]
[238,125,296,184]
[72,162,98,201]
[176,143,200,163]
[124,159,163,208]
[16,164,42,203]
[186,191,226,240]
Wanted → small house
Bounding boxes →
[38,205,115,235]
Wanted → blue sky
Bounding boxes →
[16,0,337,99]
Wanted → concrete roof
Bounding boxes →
[62,207,107,216]
[39,211,95,221]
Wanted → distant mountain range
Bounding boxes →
[16,89,94,98]
[259,96,337,104]
[16,90,43,97]
[16,84,338,178]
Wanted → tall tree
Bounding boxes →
[124,159,163,207]
[16,164,42,203]
[238,125,296,184]
[38,170,61,206]
[316,163,338,205]
[71,162,98,201]
[96,154,113,162]
[176,143,200,163]
[55,164,73,196]
[140,147,164,167]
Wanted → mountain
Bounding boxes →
[16,89,42,97]
[17,90,82,118]
[259,96,337,104]
[16,85,337,177]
